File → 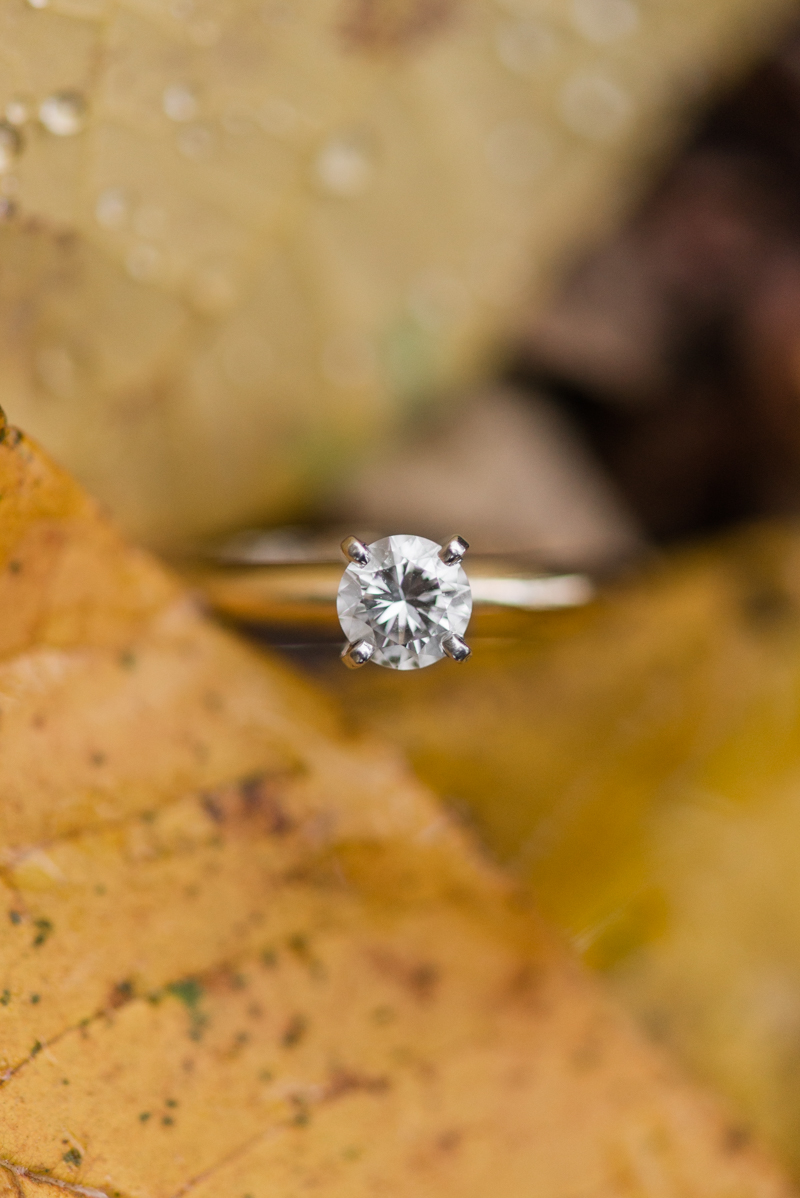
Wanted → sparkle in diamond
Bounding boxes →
[337,534,472,670]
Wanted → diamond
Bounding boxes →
[337,535,472,670]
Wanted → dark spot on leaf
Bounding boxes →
[90,751,107,767]
[62,1148,81,1168]
[118,650,137,670]
[30,994,40,1004]
[8,911,21,926]
[291,1096,310,1126]
[166,977,207,1041]
[161,1115,174,1127]
[32,918,53,947]
[240,773,294,834]
[325,1068,390,1100]
[0,990,10,1006]
[108,979,134,1009]
[201,773,295,835]
[281,1013,308,1048]
[139,1112,151,1123]
[287,932,326,980]
[436,1129,462,1153]
[30,1040,42,1056]
[506,961,544,999]
[8,560,21,574]
[261,947,278,968]
[166,977,203,1008]
[368,948,440,1000]
[724,1124,751,1153]
[287,933,309,958]
[200,792,224,823]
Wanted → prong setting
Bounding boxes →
[439,535,469,566]
[341,639,375,669]
[337,534,472,670]
[442,632,471,663]
[341,535,371,566]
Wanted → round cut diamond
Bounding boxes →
[337,534,472,670]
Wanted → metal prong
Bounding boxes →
[442,633,471,663]
[341,535,371,566]
[439,535,469,566]
[341,639,374,669]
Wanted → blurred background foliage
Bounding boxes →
[0,0,791,545]
[11,0,800,1183]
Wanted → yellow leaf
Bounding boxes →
[0,413,792,1195]
[326,523,800,1177]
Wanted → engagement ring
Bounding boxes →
[183,529,595,672]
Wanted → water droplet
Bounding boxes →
[95,187,130,229]
[39,92,87,137]
[133,205,167,240]
[494,18,556,75]
[560,72,631,141]
[26,0,49,10]
[571,0,639,43]
[5,98,31,127]
[485,121,553,183]
[315,134,374,198]
[163,84,199,123]
[321,333,377,387]
[176,123,214,159]
[126,243,162,282]
[0,124,22,174]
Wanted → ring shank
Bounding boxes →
[181,558,594,638]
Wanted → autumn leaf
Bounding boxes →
[0,0,792,543]
[0,412,794,1194]
[325,522,800,1178]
